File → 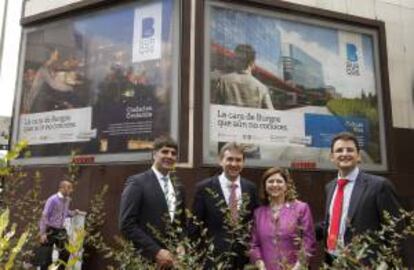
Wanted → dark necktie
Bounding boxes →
[327,178,349,251]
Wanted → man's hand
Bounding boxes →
[155,249,174,269]
[176,245,185,256]
[40,234,48,244]
[74,209,86,216]
[173,246,185,268]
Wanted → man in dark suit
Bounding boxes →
[119,136,185,268]
[191,142,259,269]
[322,132,401,264]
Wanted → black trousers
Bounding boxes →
[38,227,70,270]
[324,252,336,266]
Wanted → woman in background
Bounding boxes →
[249,167,316,270]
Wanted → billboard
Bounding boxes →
[13,0,180,164]
[203,2,387,170]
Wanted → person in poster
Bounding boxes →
[211,44,274,110]
[23,47,77,114]
[211,44,273,158]
[94,55,162,153]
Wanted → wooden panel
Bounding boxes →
[390,128,414,174]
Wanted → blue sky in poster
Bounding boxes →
[73,0,173,44]
[75,8,134,44]
[210,7,282,75]
[278,20,339,54]
[279,20,374,71]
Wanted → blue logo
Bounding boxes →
[346,43,358,62]
[142,17,155,38]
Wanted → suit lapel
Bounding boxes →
[206,177,228,222]
[347,172,367,223]
[212,177,226,205]
[325,180,336,221]
[240,178,252,205]
[240,178,247,194]
[240,178,253,218]
[171,175,183,209]
[148,170,169,212]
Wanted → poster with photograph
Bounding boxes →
[204,2,387,170]
[14,0,180,162]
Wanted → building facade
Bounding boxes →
[2,0,414,268]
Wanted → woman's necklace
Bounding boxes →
[271,202,284,245]
[271,202,284,223]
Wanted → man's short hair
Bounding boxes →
[219,142,245,159]
[234,44,256,70]
[330,132,360,153]
[153,136,178,151]
[59,179,74,189]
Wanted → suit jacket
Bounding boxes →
[250,201,316,270]
[190,176,259,269]
[323,170,401,246]
[119,169,186,260]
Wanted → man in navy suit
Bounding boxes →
[322,132,401,264]
[119,136,185,268]
[191,142,259,269]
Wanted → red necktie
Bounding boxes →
[229,183,238,223]
[327,178,349,251]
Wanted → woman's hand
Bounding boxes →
[292,261,304,270]
[255,260,266,270]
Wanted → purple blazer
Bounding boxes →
[249,200,316,270]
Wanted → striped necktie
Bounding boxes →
[229,183,239,223]
[161,176,176,222]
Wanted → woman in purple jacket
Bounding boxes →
[249,167,316,270]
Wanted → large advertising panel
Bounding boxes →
[203,2,387,170]
[13,0,180,164]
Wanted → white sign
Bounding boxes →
[132,2,162,63]
[0,116,10,148]
[50,213,86,270]
[19,107,95,145]
[210,105,309,146]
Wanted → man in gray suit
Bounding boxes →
[119,136,185,268]
[323,132,401,264]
